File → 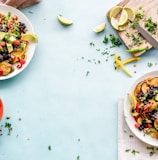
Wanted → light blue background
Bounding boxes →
[0,0,158,159]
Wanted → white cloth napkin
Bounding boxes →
[118,97,158,160]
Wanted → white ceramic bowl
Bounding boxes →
[0,4,36,80]
[124,70,158,146]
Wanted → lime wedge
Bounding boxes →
[57,14,73,26]
[118,9,128,26]
[21,33,38,43]
[128,93,137,107]
[93,22,106,33]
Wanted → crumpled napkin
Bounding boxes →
[118,97,158,160]
[0,0,40,9]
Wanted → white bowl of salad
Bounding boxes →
[0,4,38,80]
[124,70,158,146]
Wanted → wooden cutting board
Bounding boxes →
[107,0,158,56]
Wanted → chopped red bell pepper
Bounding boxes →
[17,58,26,69]
[17,58,25,69]
[136,102,140,113]
[142,101,153,114]
[145,123,152,128]
[0,70,3,76]
[134,116,139,122]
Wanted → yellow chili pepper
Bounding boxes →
[122,57,141,65]
[115,57,132,77]
[114,53,137,77]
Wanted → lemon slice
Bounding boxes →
[21,32,38,43]
[93,22,106,33]
[128,93,137,107]
[57,14,73,26]
[124,6,136,22]
[111,17,119,30]
[109,6,123,20]
[110,17,126,31]
[118,9,128,26]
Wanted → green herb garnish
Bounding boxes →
[131,149,140,155]
[77,155,80,160]
[145,17,157,34]
[48,145,51,151]
[109,34,122,48]
[89,42,95,47]
[103,36,108,44]
[147,62,153,67]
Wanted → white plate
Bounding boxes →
[124,70,158,146]
[0,4,36,80]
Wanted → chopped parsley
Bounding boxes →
[48,145,52,151]
[103,36,109,44]
[125,149,131,152]
[129,134,134,138]
[131,149,140,155]
[96,48,100,51]
[101,51,109,55]
[109,34,122,48]
[147,62,153,67]
[77,155,80,160]
[5,122,12,135]
[131,34,142,46]
[146,146,157,156]
[89,42,95,47]
[102,34,122,47]
[125,149,140,155]
[86,71,90,76]
[144,17,157,34]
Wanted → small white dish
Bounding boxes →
[124,70,158,146]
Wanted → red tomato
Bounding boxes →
[0,98,4,120]
[0,41,5,46]
[155,119,158,123]
[13,40,20,46]
[135,123,140,128]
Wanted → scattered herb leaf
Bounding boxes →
[147,62,153,67]
[77,155,80,160]
[48,145,52,151]
[109,34,122,48]
[103,36,109,44]
[89,42,95,47]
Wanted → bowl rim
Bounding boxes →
[124,69,158,146]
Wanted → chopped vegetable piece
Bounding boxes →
[48,145,51,151]
[125,46,148,53]
[17,58,25,69]
[122,57,140,65]
[114,53,132,77]
[109,34,122,47]
[0,61,12,76]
